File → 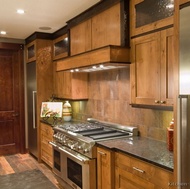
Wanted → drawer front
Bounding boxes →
[41,131,53,142]
[41,134,53,153]
[115,152,173,189]
[115,166,155,189]
[41,148,53,167]
[41,123,53,136]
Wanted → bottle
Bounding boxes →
[63,101,72,121]
[167,118,174,151]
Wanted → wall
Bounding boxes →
[71,66,173,142]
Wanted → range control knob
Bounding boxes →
[83,148,89,153]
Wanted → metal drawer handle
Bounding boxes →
[133,167,145,174]
[98,151,106,156]
[154,100,160,104]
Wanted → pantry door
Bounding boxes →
[0,43,25,155]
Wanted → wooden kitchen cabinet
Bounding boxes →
[130,0,174,37]
[25,36,53,160]
[97,147,114,189]
[53,65,88,99]
[115,152,174,189]
[40,122,53,168]
[53,33,69,60]
[26,41,36,63]
[69,1,128,56]
[70,19,92,56]
[91,3,122,49]
[130,27,174,107]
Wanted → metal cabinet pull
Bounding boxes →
[160,100,166,104]
[98,151,106,156]
[133,167,145,174]
[154,100,160,104]
[32,91,37,129]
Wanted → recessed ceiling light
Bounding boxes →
[0,31,6,35]
[39,26,52,31]
[17,9,25,14]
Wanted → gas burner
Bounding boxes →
[52,118,138,159]
[57,122,104,132]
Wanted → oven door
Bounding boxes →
[50,141,63,178]
[50,142,96,189]
[61,146,96,189]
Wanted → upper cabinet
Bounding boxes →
[130,0,174,36]
[53,33,69,60]
[130,27,174,107]
[69,0,129,56]
[130,0,175,107]
[26,40,36,63]
[70,19,92,56]
[91,3,122,49]
[53,67,88,100]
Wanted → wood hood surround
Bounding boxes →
[56,0,130,72]
[56,45,130,72]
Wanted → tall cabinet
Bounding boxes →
[25,33,53,160]
[130,0,174,107]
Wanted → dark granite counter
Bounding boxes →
[40,118,58,126]
[97,136,174,172]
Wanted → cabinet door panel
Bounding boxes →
[115,167,155,189]
[54,68,88,99]
[160,28,174,106]
[131,32,161,105]
[92,3,121,49]
[70,19,92,55]
[97,147,113,189]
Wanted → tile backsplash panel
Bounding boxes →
[71,67,173,142]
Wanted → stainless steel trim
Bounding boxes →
[177,96,182,189]
[58,146,90,164]
[87,118,138,136]
[49,141,90,164]
[133,167,145,174]
[97,151,106,156]
[32,91,37,129]
[177,95,190,189]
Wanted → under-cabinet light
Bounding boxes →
[0,31,6,35]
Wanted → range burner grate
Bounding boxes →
[57,122,104,132]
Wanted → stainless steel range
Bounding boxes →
[50,118,138,189]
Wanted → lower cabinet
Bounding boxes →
[115,152,174,189]
[97,147,114,189]
[40,123,53,168]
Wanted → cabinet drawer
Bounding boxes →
[41,148,53,167]
[115,152,173,189]
[41,131,53,141]
[41,123,53,136]
[41,136,53,154]
[115,166,155,189]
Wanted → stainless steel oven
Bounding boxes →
[50,118,138,189]
[50,141,96,189]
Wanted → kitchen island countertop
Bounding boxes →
[97,136,174,171]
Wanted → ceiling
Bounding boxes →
[0,0,100,41]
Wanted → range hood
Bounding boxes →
[56,45,130,72]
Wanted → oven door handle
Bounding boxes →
[49,141,57,147]
[58,146,90,164]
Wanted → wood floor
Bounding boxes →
[0,153,60,188]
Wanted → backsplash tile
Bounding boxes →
[72,67,173,142]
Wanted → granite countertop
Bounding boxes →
[40,118,58,126]
[97,136,174,172]
[40,119,174,171]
